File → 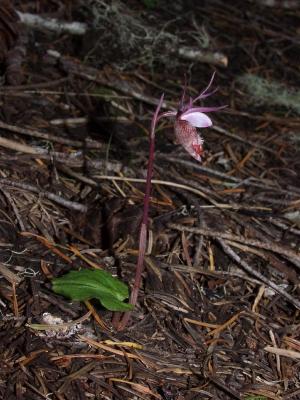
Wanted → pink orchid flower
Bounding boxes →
[118,77,224,330]
[160,73,225,161]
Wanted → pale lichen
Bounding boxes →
[237,74,300,115]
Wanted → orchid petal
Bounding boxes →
[180,111,212,128]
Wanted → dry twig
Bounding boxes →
[0,178,87,212]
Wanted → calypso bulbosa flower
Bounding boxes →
[118,75,224,329]
[159,73,225,161]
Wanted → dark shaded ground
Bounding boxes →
[0,1,299,399]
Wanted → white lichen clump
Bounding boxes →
[40,312,83,338]
[238,74,300,115]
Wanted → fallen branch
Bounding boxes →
[177,46,228,68]
[159,154,300,197]
[212,125,277,154]
[167,223,300,268]
[0,136,121,172]
[0,262,23,285]
[217,239,300,310]
[0,120,103,149]
[264,346,300,360]
[17,11,87,35]
[0,178,87,212]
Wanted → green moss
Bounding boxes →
[237,74,300,115]
[141,0,160,9]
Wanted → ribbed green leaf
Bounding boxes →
[52,269,133,311]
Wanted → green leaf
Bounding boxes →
[100,294,133,311]
[52,269,133,311]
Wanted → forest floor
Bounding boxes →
[0,1,299,399]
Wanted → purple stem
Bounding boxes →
[118,94,164,331]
